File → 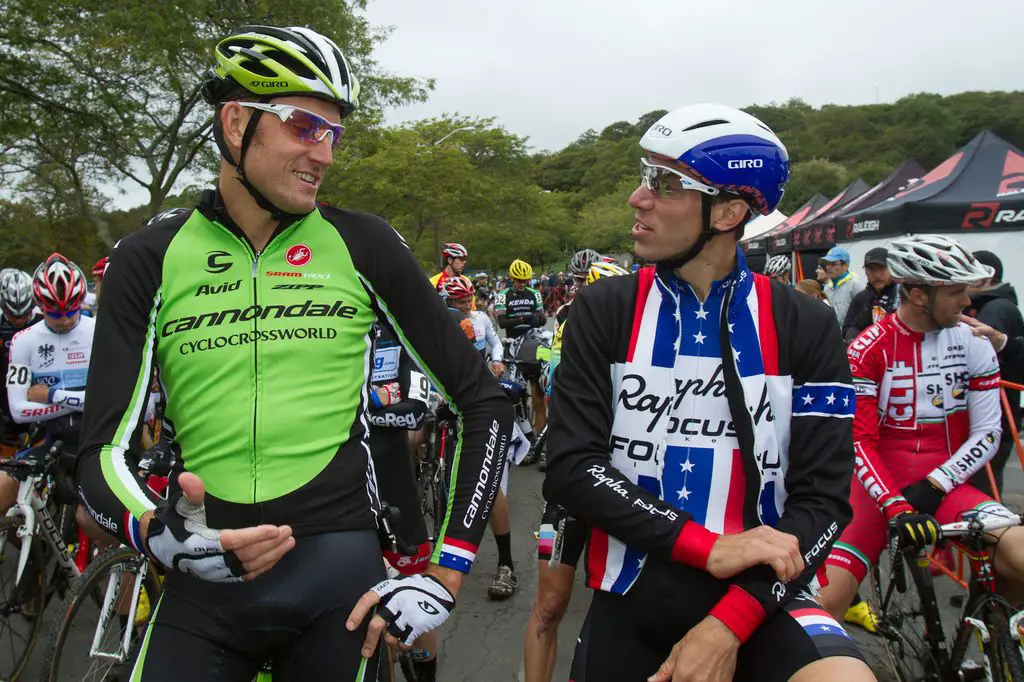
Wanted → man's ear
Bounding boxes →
[710,199,749,233]
[220,102,251,151]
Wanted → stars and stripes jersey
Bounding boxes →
[847,312,1001,506]
[544,248,854,624]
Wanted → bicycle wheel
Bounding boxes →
[0,515,46,682]
[418,459,441,544]
[869,550,939,681]
[40,546,161,682]
[984,604,1024,682]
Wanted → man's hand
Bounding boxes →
[142,472,294,581]
[490,361,506,377]
[27,384,49,403]
[705,526,804,582]
[347,571,457,658]
[960,314,1007,353]
[648,616,739,682]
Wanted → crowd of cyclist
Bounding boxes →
[4,21,1024,682]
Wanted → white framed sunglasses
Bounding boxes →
[237,102,346,150]
[640,158,720,199]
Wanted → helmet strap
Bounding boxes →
[660,195,747,271]
[214,99,306,222]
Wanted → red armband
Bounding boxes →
[670,521,719,569]
[708,585,766,644]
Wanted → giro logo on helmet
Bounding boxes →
[286,244,312,267]
[727,159,764,169]
[250,80,288,88]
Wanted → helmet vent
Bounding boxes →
[682,119,729,132]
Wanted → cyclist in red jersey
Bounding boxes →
[820,234,1024,619]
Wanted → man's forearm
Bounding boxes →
[426,564,464,598]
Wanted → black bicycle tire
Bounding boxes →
[39,546,161,682]
[869,550,940,682]
[984,605,1024,682]
[0,514,46,682]
[398,654,417,682]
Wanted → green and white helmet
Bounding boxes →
[202,25,360,117]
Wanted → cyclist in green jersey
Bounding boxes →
[76,25,512,682]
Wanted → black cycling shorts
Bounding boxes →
[369,428,430,575]
[130,530,387,682]
[538,502,586,569]
[570,557,864,682]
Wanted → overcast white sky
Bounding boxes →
[364,0,1023,152]
[104,0,1021,208]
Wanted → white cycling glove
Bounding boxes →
[144,492,245,583]
[371,574,455,644]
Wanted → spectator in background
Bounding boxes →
[821,246,865,324]
[842,247,900,343]
[795,278,828,303]
[965,250,1024,496]
[815,261,829,287]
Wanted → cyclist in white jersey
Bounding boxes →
[444,275,505,376]
[0,255,99,528]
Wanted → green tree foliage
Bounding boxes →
[0,0,431,245]
[537,92,1024,231]
[319,117,572,272]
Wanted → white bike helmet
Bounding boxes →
[763,255,791,278]
[639,104,790,268]
[887,235,994,286]
[0,268,35,317]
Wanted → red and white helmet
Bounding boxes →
[92,256,109,278]
[33,253,87,313]
[441,243,468,259]
[441,275,475,300]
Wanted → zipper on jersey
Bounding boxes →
[250,248,261,504]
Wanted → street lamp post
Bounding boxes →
[430,125,476,268]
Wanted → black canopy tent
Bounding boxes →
[788,178,871,254]
[840,130,1024,241]
[742,194,828,261]
[777,179,871,279]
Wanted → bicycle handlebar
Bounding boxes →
[939,511,1024,538]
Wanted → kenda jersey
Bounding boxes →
[77,191,512,572]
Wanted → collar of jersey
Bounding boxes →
[197,189,305,252]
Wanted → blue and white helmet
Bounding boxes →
[639,104,790,215]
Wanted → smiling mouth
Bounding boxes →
[294,171,318,186]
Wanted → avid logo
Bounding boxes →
[195,280,241,297]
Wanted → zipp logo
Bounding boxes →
[205,251,232,274]
[727,159,763,169]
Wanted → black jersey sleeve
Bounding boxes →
[76,215,183,550]
[731,294,854,619]
[330,209,513,573]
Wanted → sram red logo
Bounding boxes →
[286,244,311,267]
[961,202,1024,229]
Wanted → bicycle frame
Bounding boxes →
[5,466,80,586]
[883,513,1024,680]
[91,556,149,661]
